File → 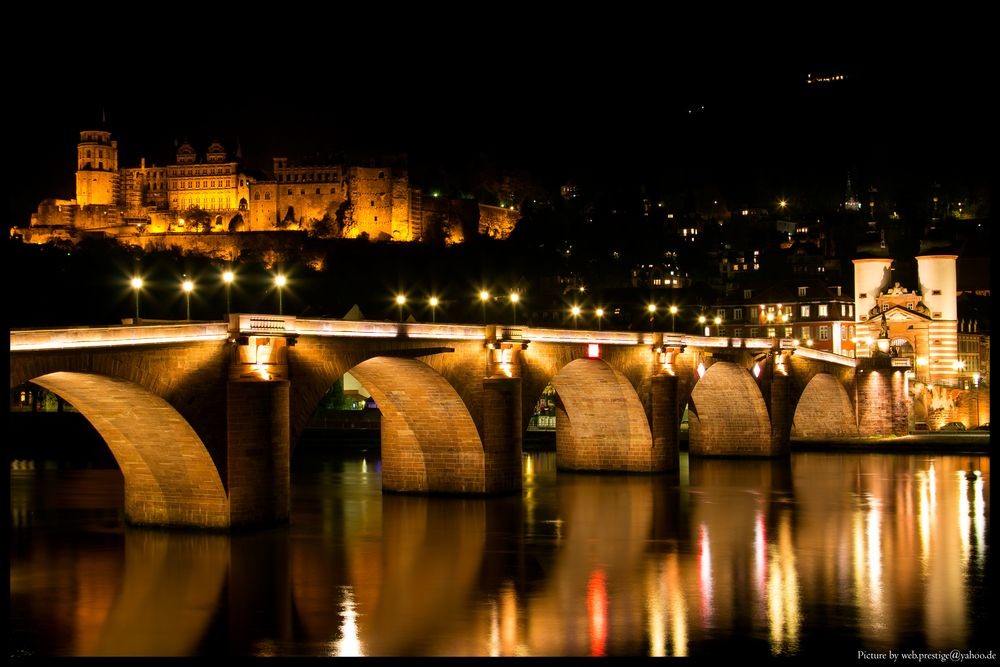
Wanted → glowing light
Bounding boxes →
[699,524,713,625]
[806,339,814,347]
[595,308,604,318]
[130,277,143,289]
[222,271,234,284]
[395,294,406,305]
[429,296,439,307]
[697,362,706,378]
[714,317,721,325]
[587,569,608,656]
[329,587,364,656]
[778,199,787,209]
[648,303,657,314]
[587,343,601,358]
[275,275,287,287]
[480,290,490,301]
[753,362,761,378]
[509,292,519,303]
[572,305,582,316]
[182,279,194,293]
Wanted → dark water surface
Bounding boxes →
[9,447,993,658]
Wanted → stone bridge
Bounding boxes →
[9,316,908,528]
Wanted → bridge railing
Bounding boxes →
[9,322,229,351]
[293,318,486,340]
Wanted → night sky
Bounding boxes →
[6,19,991,228]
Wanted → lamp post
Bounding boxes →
[429,296,439,323]
[510,292,520,326]
[647,303,656,333]
[130,277,142,323]
[182,279,194,321]
[698,314,707,336]
[396,294,406,322]
[275,274,286,315]
[669,305,678,332]
[222,270,234,318]
[480,290,489,325]
[596,307,604,331]
[714,316,722,337]
[571,305,581,329]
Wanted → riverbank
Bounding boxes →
[791,432,990,454]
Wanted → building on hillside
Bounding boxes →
[20,129,520,247]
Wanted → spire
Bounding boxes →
[844,173,861,211]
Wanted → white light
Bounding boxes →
[510,293,519,303]
[223,271,234,284]
[429,297,439,307]
[396,294,406,305]
[275,275,287,287]
[182,280,194,293]
[131,277,143,289]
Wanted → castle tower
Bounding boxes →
[916,255,959,382]
[853,257,893,323]
[75,130,119,206]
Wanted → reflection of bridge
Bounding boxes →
[9,316,908,528]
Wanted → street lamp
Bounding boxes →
[480,290,490,325]
[130,276,143,323]
[222,270,234,318]
[396,294,406,322]
[510,291,520,326]
[275,274,287,315]
[714,316,722,336]
[596,307,604,331]
[571,305,581,329]
[429,296,439,323]
[669,305,678,332]
[647,303,656,332]
[182,279,194,321]
[698,314,707,336]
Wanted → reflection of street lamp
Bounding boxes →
[222,270,234,318]
[182,279,194,321]
[429,296,439,323]
[510,292,520,325]
[396,294,406,322]
[131,277,143,323]
[571,305,581,329]
[480,290,490,325]
[669,305,678,332]
[596,307,604,331]
[275,274,287,315]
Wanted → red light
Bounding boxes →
[587,343,601,358]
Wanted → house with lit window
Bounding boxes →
[706,279,856,354]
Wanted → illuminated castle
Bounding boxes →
[23,130,519,246]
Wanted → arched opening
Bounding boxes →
[297,357,486,494]
[688,361,772,456]
[791,373,857,438]
[22,372,229,527]
[546,358,654,472]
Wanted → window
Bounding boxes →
[907,302,914,310]
[783,327,792,337]
[800,325,811,339]
[733,328,742,337]
[717,308,726,319]
[374,216,378,222]
[254,192,260,200]
[378,171,385,179]
[801,305,811,317]
[859,292,867,299]
[798,287,807,296]
[882,304,889,312]
[316,188,321,194]
[330,188,336,194]
[819,304,829,317]
[931,290,941,295]
[264,193,271,200]
[749,327,759,337]
[767,328,776,338]
[819,326,830,340]
[287,188,292,195]
[300,189,305,195]
[370,200,375,206]
[744,289,752,299]
[841,304,846,316]
[734,307,743,320]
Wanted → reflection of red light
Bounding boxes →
[587,343,601,358]
[587,569,607,656]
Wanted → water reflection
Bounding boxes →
[9,451,991,657]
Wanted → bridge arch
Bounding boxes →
[347,357,486,493]
[791,372,858,438]
[28,372,229,527]
[549,358,654,471]
[688,361,772,456]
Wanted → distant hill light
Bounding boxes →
[805,72,848,85]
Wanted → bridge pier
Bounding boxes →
[651,373,680,473]
[227,380,291,527]
[769,372,791,455]
[857,361,909,437]
[482,376,523,493]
